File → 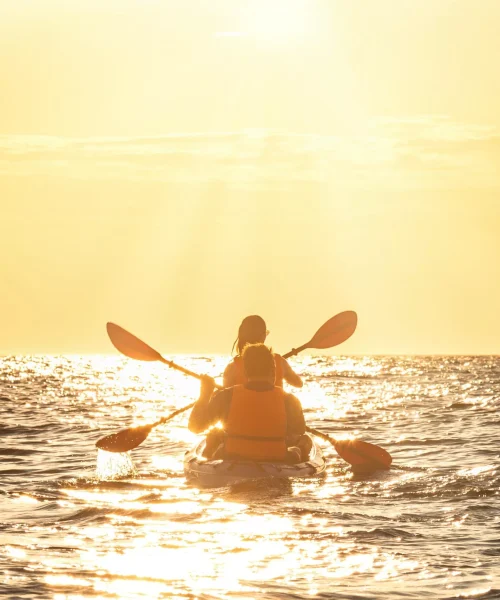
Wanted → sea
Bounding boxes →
[1,355,499,600]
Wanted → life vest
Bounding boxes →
[224,385,287,461]
[232,354,284,387]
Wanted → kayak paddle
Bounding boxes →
[282,310,357,358]
[105,322,209,382]
[96,311,391,470]
[306,427,392,470]
[96,312,357,453]
[95,403,204,454]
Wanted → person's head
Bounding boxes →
[232,315,268,355]
[241,343,275,385]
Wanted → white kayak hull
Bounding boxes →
[184,434,326,487]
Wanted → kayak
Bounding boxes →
[184,433,326,487]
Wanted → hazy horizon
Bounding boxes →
[1,0,500,355]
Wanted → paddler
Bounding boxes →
[223,315,303,388]
[188,343,312,463]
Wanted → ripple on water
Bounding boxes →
[0,355,499,599]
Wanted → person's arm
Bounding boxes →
[188,375,217,434]
[223,361,236,388]
[285,393,306,438]
[282,357,303,388]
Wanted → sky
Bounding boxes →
[1,0,500,355]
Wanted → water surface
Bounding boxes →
[1,355,499,599]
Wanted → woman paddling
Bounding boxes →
[223,315,303,388]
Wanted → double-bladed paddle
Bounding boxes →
[96,311,357,452]
[105,311,357,370]
[95,311,391,470]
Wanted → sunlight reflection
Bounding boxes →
[380,470,426,490]
[63,489,146,506]
[79,526,116,541]
[93,578,176,598]
[130,478,184,488]
[330,552,375,578]
[14,495,39,504]
[292,480,325,495]
[41,469,429,599]
[457,465,496,477]
[149,501,201,515]
[5,546,27,558]
[452,514,468,528]
[150,454,183,472]
[375,556,418,581]
[46,575,92,587]
[208,499,248,514]
[63,535,84,547]
[10,354,498,599]
[158,426,198,445]
[63,487,216,518]
[314,484,348,498]
[454,588,492,598]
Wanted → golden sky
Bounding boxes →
[1,0,499,354]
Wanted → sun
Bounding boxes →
[243,0,311,44]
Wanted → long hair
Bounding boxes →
[232,315,267,356]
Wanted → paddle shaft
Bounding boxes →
[108,337,337,431]
[306,426,335,445]
[161,342,308,372]
[157,349,300,426]
[155,402,194,426]
[99,346,307,441]
[282,344,308,359]
[156,364,225,426]
[98,312,364,454]
[159,356,217,383]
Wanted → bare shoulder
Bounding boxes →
[279,355,292,372]
[223,361,235,375]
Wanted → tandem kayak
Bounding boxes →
[184,434,326,487]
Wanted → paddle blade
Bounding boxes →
[95,424,155,453]
[334,439,392,470]
[107,323,162,362]
[308,310,357,350]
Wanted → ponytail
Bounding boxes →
[232,315,267,356]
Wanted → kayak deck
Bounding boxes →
[184,433,326,487]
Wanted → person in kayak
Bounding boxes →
[189,343,312,463]
[223,315,303,388]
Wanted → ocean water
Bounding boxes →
[1,354,499,600]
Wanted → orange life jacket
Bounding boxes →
[224,385,287,461]
[232,354,284,387]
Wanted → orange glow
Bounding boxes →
[0,0,499,355]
